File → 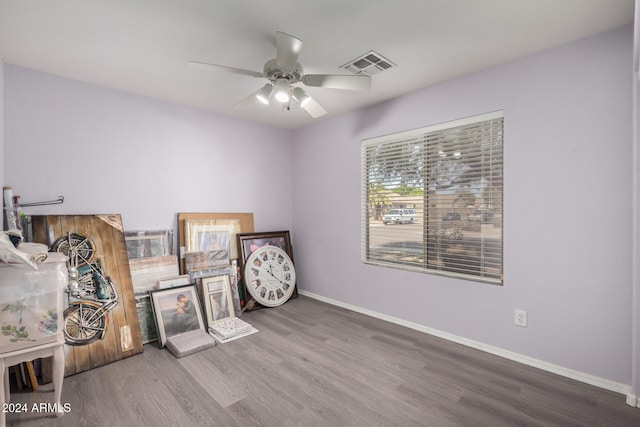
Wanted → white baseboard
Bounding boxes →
[299,290,635,403]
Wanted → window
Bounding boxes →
[361,111,503,284]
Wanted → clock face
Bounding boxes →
[244,245,296,307]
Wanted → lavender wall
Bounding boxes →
[4,66,294,235]
[293,25,634,385]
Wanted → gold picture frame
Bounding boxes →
[177,212,254,274]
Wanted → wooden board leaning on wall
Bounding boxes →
[31,214,143,379]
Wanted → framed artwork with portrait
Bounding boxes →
[150,284,205,347]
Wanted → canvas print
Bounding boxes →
[31,214,144,378]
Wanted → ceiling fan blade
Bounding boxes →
[302,74,371,90]
[188,61,263,78]
[276,31,303,72]
[233,88,263,110]
[299,94,327,118]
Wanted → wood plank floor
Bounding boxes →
[6,296,640,426]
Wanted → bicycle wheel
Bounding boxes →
[52,233,95,266]
[63,303,106,346]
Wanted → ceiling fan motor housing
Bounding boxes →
[263,58,303,84]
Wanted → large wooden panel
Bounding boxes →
[31,214,143,377]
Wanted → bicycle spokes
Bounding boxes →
[64,304,107,345]
[52,231,119,345]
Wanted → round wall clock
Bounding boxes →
[244,245,296,307]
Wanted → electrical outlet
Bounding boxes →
[514,309,527,327]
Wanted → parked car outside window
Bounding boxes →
[383,209,417,224]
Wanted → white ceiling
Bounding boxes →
[0,0,634,129]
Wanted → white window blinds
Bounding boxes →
[361,111,504,284]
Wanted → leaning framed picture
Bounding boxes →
[150,284,205,347]
[135,293,158,344]
[185,220,235,253]
[237,230,294,263]
[200,275,235,328]
[177,212,254,274]
[125,230,174,259]
[129,255,180,293]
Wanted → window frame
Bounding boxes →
[361,111,504,285]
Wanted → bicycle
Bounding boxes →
[51,232,119,346]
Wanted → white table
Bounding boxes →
[0,260,68,426]
[0,340,65,427]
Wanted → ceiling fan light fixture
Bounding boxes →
[256,84,273,105]
[274,78,291,103]
[292,87,311,107]
[191,31,373,118]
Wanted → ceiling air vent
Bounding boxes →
[341,50,396,76]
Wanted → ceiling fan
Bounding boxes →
[189,31,372,118]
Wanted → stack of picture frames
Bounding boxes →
[123,229,185,344]
[176,212,258,341]
[178,213,299,312]
[30,214,144,379]
[123,227,222,349]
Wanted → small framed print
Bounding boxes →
[150,284,205,347]
[200,275,235,328]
